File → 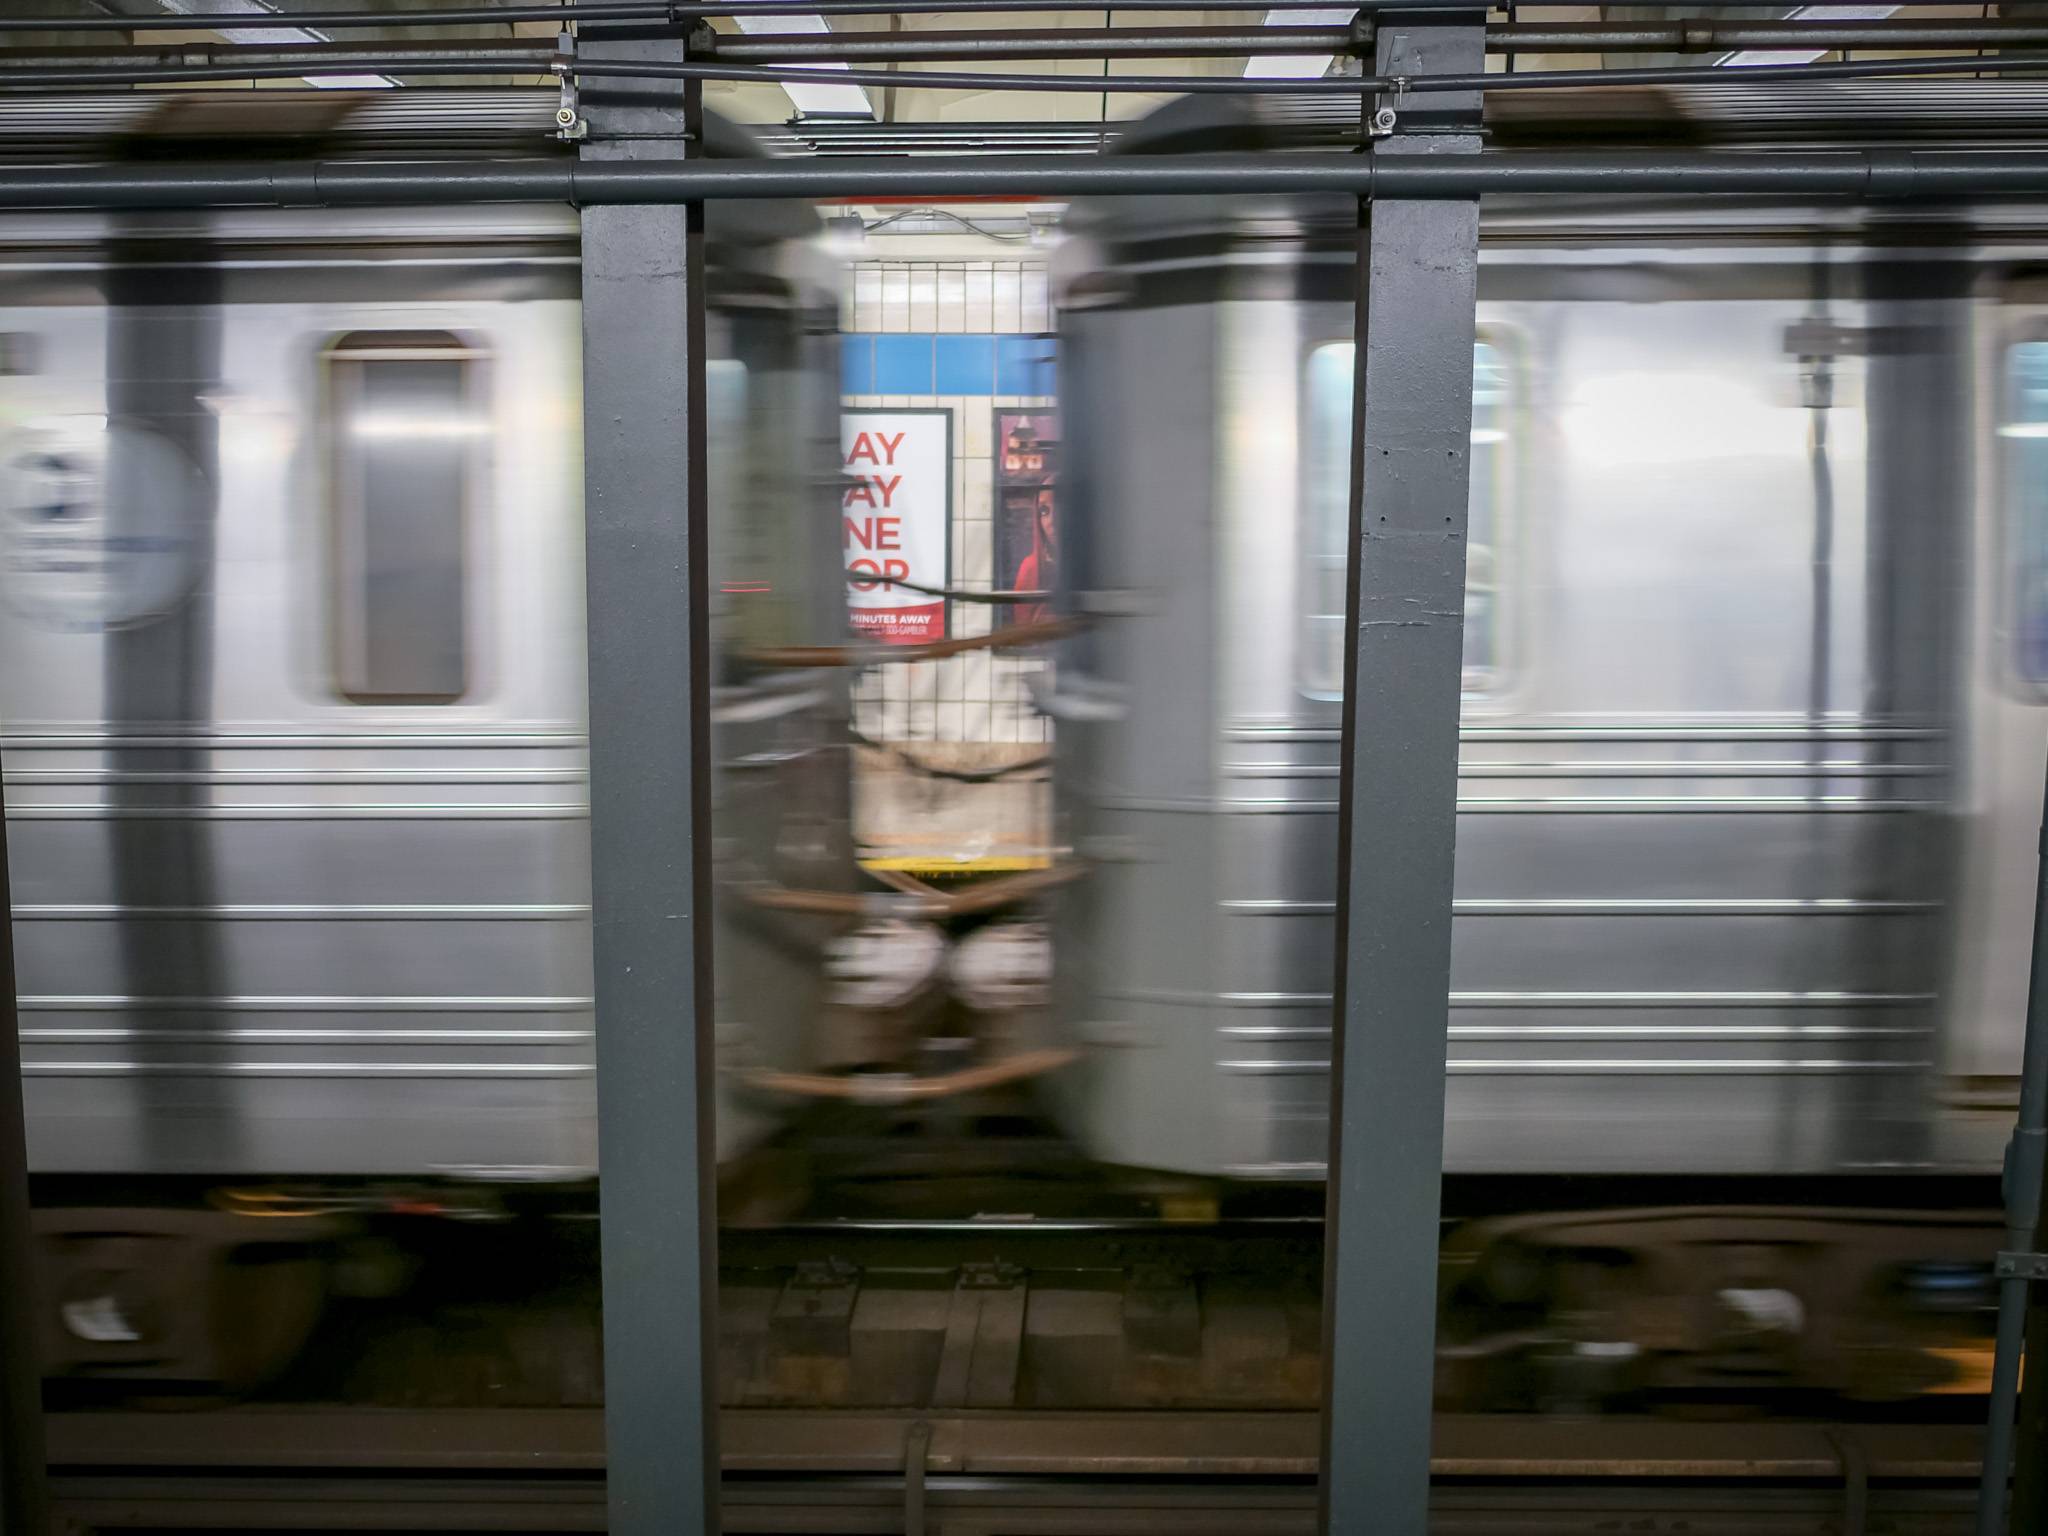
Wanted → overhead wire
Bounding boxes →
[861,205,1032,240]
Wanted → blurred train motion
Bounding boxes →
[0,112,873,1388]
[1049,98,2023,1402]
[1,92,2041,1410]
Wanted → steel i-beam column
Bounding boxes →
[1,758,48,1536]
[577,25,722,1536]
[1319,13,1484,1535]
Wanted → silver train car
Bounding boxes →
[1049,99,2034,1185]
[1,114,848,1381]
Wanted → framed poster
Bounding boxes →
[993,409,1057,625]
[842,407,952,643]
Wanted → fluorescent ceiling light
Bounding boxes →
[1722,2,1898,68]
[155,0,396,87]
[1243,6,1356,80]
[731,9,875,118]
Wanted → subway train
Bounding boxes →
[0,110,862,1385]
[1050,97,2031,1180]
[2,87,2040,1407]
[1042,98,2046,1392]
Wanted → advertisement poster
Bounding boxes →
[842,408,952,643]
[993,410,1057,626]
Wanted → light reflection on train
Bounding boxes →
[0,96,2040,1409]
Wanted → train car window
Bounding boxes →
[324,330,480,703]
[1301,337,1513,698]
[2006,339,2048,686]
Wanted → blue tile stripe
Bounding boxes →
[842,332,1056,397]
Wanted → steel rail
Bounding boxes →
[0,0,2027,28]
[0,149,2045,207]
[7,48,2048,95]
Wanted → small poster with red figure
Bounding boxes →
[993,410,1056,627]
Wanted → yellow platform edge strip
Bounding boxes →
[860,854,1052,875]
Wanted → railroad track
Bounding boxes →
[44,1409,1987,1534]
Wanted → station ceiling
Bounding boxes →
[0,0,1704,126]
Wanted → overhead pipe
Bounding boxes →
[13,24,2048,75]
[0,149,2041,207]
[1489,18,2048,52]
[6,47,2048,95]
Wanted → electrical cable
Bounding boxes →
[862,205,1032,241]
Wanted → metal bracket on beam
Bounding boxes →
[555,34,586,141]
[1998,1251,2048,1282]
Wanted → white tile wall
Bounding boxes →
[852,267,882,334]
[966,264,994,332]
[992,266,1022,333]
[937,264,966,334]
[1022,267,1050,333]
[908,266,938,332]
[845,258,1055,759]
[882,265,911,332]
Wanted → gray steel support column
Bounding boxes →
[1320,14,1484,1536]
[578,27,721,1536]
[1978,746,2048,1534]
[0,766,48,1536]
[2010,1144,2048,1532]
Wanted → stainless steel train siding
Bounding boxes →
[1049,105,2037,1178]
[2,187,848,1177]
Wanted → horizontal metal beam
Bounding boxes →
[0,0,1429,28]
[15,25,2048,73]
[697,25,1359,59]
[0,149,2044,206]
[5,47,2048,95]
[0,45,549,73]
[698,17,2048,61]
[0,0,2022,24]
[1493,18,2048,51]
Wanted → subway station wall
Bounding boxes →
[840,260,1056,749]
[840,258,1057,869]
